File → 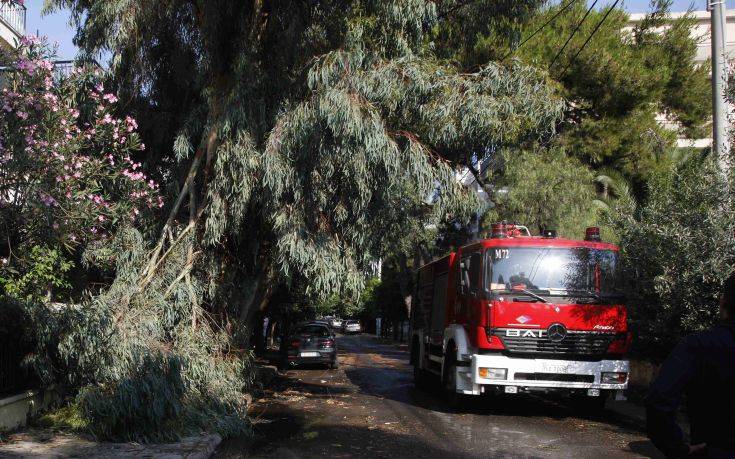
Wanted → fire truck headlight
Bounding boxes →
[478,368,507,380]
[601,372,628,384]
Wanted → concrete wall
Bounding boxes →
[0,387,62,432]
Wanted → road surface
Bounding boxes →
[215,334,663,458]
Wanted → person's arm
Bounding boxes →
[645,338,698,457]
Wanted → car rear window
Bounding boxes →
[297,325,331,336]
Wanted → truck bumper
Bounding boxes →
[454,354,629,396]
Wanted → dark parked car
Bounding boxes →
[282,322,338,369]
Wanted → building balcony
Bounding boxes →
[0,0,26,49]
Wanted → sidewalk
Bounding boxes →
[0,429,222,458]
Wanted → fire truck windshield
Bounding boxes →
[486,247,622,300]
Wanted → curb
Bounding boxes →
[186,434,222,459]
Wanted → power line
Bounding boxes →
[501,0,580,62]
[558,0,622,79]
[548,0,599,70]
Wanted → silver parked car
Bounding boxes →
[342,319,361,334]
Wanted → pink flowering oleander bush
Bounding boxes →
[0,39,252,443]
[0,37,161,299]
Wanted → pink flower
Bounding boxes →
[39,193,57,207]
[125,116,138,131]
[102,93,118,103]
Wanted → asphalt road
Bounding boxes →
[215,334,664,458]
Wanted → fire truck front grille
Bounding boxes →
[491,329,616,359]
[514,373,594,383]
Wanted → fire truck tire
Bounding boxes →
[413,364,429,389]
[442,351,466,410]
[411,341,429,389]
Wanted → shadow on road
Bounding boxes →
[215,394,538,459]
[341,334,652,433]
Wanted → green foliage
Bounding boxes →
[485,148,600,238]
[47,0,564,310]
[462,1,709,189]
[23,228,253,441]
[0,246,73,302]
[313,291,363,318]
[360,275,406,322]
[36,403,89,431]
[0,38,161,304]
[607,155,735,358]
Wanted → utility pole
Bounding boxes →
[710,0,729,174]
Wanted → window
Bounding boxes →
[460,252,482,295]
[296,325,331,337]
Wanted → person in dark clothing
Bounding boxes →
[646,273,735,458]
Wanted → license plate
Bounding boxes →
[541,365,571,373]
[300,351,319,357]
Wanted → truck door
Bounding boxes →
[428,272,448,360]
[458,251,483,328]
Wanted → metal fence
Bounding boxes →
[0,1,26,38]
[53,60,75,80]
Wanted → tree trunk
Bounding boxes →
[396,252,413,321]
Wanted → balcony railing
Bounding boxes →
[0,1,26,38]
[53,60,75,79]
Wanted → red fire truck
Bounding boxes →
[410,223,631,409]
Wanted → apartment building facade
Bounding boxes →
[0,0,25,50]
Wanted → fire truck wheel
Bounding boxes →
[413,363,428,389]
[443,357,466,410]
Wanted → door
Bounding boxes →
[458,251,483,326]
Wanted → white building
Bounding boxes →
[626,9,735,65]
[626,9,735,149]
[0,0,25,50]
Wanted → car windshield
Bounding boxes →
[296,325,331,336]
[486,246,622,297]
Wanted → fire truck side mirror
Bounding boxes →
[462,269,471,294]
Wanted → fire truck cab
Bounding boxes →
[410,223,631,408]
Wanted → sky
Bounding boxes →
[20,0,735,61]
